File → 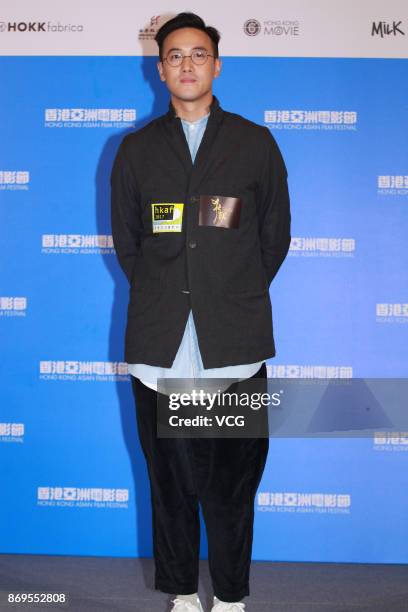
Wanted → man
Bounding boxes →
[110,12,291,612]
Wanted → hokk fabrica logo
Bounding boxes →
[0,21,83,33]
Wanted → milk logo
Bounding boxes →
[0,170,30,190]
[0,423,25,443]
[371,21,405,37]
[41,234,115,255]
[0,297,27,317]
[257,491,351,514]
[39,360,129,381]
[376,303,408,323]
[267,365,353,378]
[37,486,129,508]
[377,175,408,196]
[264,110,357,131]
[289,237,355,257]
[44,108,136,128]
[373,431,408,452]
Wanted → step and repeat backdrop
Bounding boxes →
[1,0,408,562]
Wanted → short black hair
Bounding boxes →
[155,12,220,61]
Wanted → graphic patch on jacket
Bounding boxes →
[151,203,184,233]
[198,196,241,229]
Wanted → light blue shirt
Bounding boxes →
[128,112,264,391]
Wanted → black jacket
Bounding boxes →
[110,95,291,368]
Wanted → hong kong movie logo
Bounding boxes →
[243,19,261,36]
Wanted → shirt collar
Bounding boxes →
[166,94,223,125]
[180,112,210,128]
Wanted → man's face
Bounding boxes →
[157,27,221,103]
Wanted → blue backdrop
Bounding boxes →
[1,56,407,561]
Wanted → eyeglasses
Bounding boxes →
[163,49,215,67]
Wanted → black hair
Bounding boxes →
[155,12,220,61]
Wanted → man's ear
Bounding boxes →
[157,61,166,82]
[214,58,222,78]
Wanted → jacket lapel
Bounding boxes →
[161,109,193,176]
[191,98,224,190]
[161,95,225,188]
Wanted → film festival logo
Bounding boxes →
[371,20,405,38]
[44,108,136,129]
[39,360,130,382]
[264,109,357,131]
[0,422,24,443]
[267,365,353,378]
[0,297,27,317]
[41,234,115,255]
[0,21,83,33]
[376,303,408,324]
[37,487,129,509]
[243,18,300,37]
[257,491,351,514]
[138,15,161,41]
[289,237,355,258]
[377,175,408,196]
[373,432,408,452]
[0,170,29,190]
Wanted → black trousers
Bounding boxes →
[130,363,269,602]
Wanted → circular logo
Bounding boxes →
[0,22,6,33]
[243,19,261,36]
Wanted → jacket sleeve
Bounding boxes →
[110,140,143,284]
[257,128,291,286]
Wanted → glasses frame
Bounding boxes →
[163,49,215,67]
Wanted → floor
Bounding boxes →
[1,555,407,611]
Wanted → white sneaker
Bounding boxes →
[170,596,204,612]
[211,596,246,611]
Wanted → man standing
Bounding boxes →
[111,12,291,612]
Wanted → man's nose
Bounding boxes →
[181,55,194,70]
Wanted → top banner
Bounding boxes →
[0,0,407,58]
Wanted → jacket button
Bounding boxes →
[189,241,197,249]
